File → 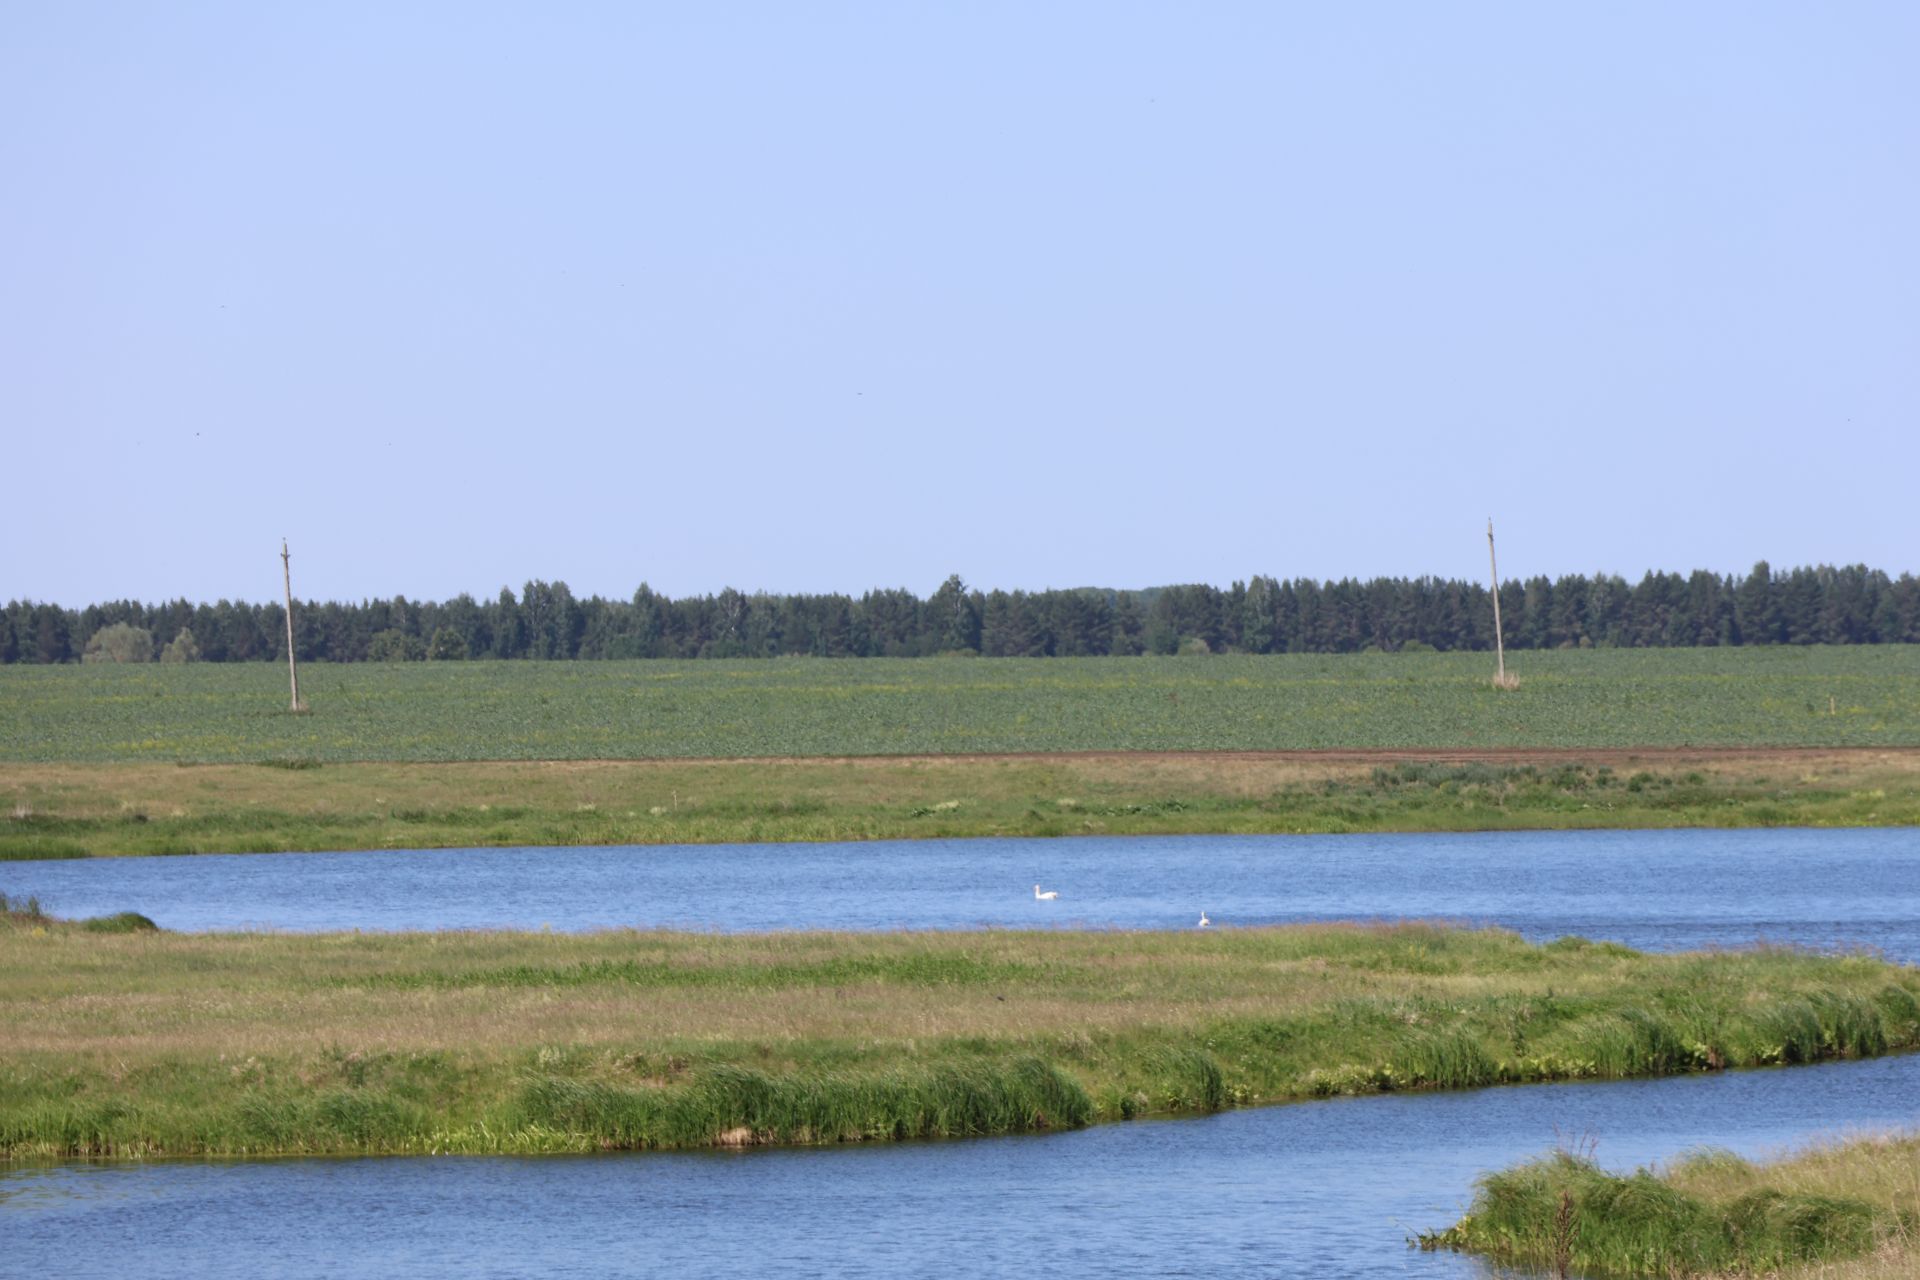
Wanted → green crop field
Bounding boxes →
[2,648,1917,764]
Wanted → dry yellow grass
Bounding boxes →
[0,924,1454,1060]
[1684,1134,1920,1279]
[5,746,1918,856]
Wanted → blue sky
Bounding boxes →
[5,3,1915,604]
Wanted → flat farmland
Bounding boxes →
[3,648,1918,765]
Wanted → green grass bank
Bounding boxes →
[1420,1134,1920,1278]
[3,752,1920,859]
[4,919,1917,1159]
[3,648,1917,765]
[4,749,1915,859]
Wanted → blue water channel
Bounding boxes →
[5,1055,1917,1279]
[5,826,1918,1277]
[7,826,1919,958]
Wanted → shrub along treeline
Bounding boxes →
[5,562,1917,664]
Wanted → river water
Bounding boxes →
[5,1054,1917,1279]
[7,826,1919,959]
[4,826,1918,1277]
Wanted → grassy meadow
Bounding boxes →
[3,648,1918,764]
[4,915,1918,1159]
[1422,1134,1920,1278]
[4,750,1917,859]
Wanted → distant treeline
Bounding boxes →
[5,563,1917,664]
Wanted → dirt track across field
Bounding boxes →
[514,745,1920,806]
[730,744,1920,769]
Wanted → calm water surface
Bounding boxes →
[6,1054,1917,1279]
[7,826,1918,957]
[8,826,1917,1276]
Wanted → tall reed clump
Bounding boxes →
[514,1057,1093,1148]
[78,911,159,933]
[1418,1149,1897,1276]
[0,1081,433,1160]
[1219,966,1920,1106]
[0,893,155,932]
[0,891,47,921]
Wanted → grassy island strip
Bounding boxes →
[5,748,1918,859]
[1420,1134,1920,1278]
[4,916,1918,1159]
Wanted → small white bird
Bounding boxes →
[1198,912,1211,928]
[1034,884,1059,900]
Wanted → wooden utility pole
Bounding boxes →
[1487,518,1514,689]
[281,539,303,712]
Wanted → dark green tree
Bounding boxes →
[1779,568,1823,644]
[489,588,527,659]
[1108,591,1146,656]
[1240,576,1278,654]
[927,574,981,654]
[426,627,469,660]
[161,629,202,663]
[1735,561,1779,644]
[367,628,424,661]
[82,622,154,663]
[33,605,73,663]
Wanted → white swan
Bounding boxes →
[1034,884,1059,900]
[1198,912,1210,928]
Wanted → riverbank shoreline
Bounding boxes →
[4,921,1917,1161]
[5,747,1917,858]
[1421,1131,1920,1277]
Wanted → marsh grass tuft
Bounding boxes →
[1419,1135,1916,1277]
[1,896,156,933]
[514,1056,1094,1148]
[0,839,88,861]
[79,911,160,934]
[0,891,46,920]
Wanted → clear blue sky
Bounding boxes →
[5,3,1915,605]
